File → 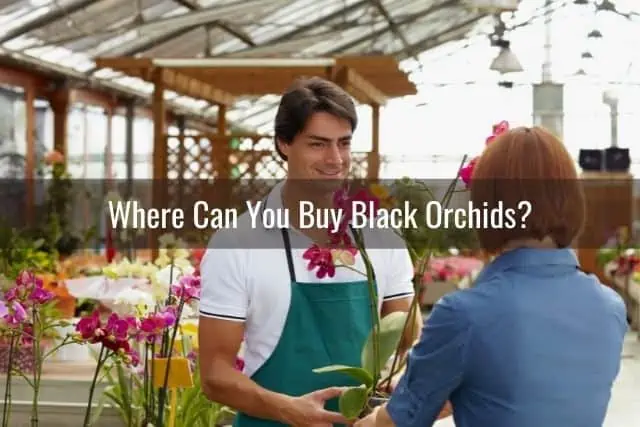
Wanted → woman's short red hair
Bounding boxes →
[469,126,585,253]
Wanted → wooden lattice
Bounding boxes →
[164,133,373,214]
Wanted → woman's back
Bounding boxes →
[450,247,627,427]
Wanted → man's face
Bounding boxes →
[278,111,352,193]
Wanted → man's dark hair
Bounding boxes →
[274,76,357,160]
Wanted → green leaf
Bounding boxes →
[312,364,374,388]
[339,385,369,420]
[361,311,409,376]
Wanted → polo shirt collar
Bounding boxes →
[475,247,580,282]
[260,181,285,230]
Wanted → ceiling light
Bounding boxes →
[588,29,603,38]
[490,46,523,74]
[596,0,616,12]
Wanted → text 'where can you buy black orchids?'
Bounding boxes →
[106,199,533,232]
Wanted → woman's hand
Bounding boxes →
[354,407,380,427]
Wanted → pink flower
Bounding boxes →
[2,300,27,325]
[460,157,478,187]
[303,245,336,278]
[331,187,380,238]
[44,150,64,165]
[235,357,245,371]
[462,121,510,188]
[136,308,177,344]
[105,313,130,341]
[76,311,103,342]
[171,274,201,302]
[29,286,54,304]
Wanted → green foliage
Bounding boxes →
[312,311,409,417]
[0,224,57,280]
[361,311,408,378]
[96,358,235,427]
[339,385,369,420]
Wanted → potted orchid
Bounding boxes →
[309,122,508,418]
[70,233,237,427]
[306,171,466,418]
[0,270,77,427]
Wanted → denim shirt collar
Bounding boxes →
[475,247,580,283]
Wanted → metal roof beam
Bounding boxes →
[225,0,371,55]
[327,0,458,54]
[369,0,415,60]
[0,0,100,44]
[171,0,255,47]
[393,14,487,60]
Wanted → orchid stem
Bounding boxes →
[83,345,106,427]
[2,332,17,427]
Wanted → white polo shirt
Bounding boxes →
[199,181,415,377]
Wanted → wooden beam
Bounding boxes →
[93,57,154,70]
[334,66,387,106]
[0,64,48,89]
[70,88,118,109]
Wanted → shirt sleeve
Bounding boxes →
[383,247,415,302]
[385,293,471,427]
[198,231,249,322]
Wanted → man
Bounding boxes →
[198,77,417,427]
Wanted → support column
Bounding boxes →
[368,104,380,180]
[125,99,134,197]
[151,68,166,254]
[25,82,35,225]
[50,89,69,162]
[532,83,563,139]
[216,104,231,208]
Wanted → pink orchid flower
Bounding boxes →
[303,245,336,279]
[2,300,27,326]
[171,274,201,302]
[461,121,510,188]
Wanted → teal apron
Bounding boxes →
[233,226,376,427]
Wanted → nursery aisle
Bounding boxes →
[434,331,640,427]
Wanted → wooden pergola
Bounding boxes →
[94,55,416,253]
[93,55,417,183]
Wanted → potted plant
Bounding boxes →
[306,162,468,419]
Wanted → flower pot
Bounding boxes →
[152,357,194,389]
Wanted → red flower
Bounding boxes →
[460,157,477,187]
[235,357,245,371]
[303,245,336,278]
[462,121,510,188]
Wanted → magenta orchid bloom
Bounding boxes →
[171,274,201,302]
[303,244,336,279]
[461,120,510,188]
[1,300,27,326]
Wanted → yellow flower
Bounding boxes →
[331,249,356,266]
[369,183,394,209]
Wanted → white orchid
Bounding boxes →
[112,288,155,316]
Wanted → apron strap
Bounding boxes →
[281,228,297,283]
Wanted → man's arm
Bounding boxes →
[198,316,288,421]
[199,316,349,425]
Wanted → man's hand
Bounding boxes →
[282,387,352,427]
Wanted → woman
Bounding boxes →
[356,125,628,427]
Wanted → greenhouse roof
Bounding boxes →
[0,0,491,130]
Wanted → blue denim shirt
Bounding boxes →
[387,247,628,427]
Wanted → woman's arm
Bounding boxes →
[359,294,471,427]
